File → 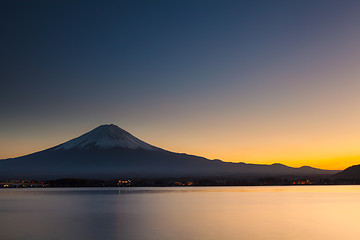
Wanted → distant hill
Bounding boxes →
[0,124,340,179]
[333,164,360,179]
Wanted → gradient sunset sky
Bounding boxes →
[1,0,360,170]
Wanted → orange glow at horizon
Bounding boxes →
[2,127,360,170]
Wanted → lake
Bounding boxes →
[0,186,359,240]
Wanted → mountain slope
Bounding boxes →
[333,164,360,179]
[0,124,340,179]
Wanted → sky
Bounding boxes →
[1,0,360,170]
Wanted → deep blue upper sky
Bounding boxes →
[1,0,360,169]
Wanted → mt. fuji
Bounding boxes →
[0,124,339,179]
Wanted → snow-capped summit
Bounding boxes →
[55,124,157,151]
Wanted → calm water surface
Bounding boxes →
[1,186,360,240]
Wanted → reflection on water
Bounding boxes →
[1,186,360,240]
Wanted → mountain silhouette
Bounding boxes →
[333,164,360,179]
[0,124,340,179]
